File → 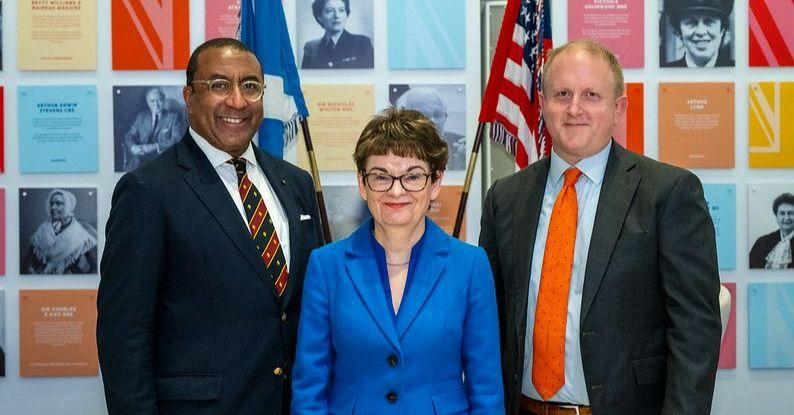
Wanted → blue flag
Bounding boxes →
[240,0,309,159]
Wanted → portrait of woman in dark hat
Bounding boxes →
[661,0,735,67]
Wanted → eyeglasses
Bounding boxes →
[362,171,431,192]
[190,79,266,101]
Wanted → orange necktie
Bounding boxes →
[532,167,582,400]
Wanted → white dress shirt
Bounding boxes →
[522,141,611,404]
[190,128,291,268]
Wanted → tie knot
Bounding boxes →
[228,158,247,180]
[563,168,582,188]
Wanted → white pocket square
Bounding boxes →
[300,214,312,221]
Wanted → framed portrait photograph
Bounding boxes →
[297,0,374,69]
[748,184,794,270]
[659,0,735,68]
[389,84,467,171]
[18,188,98,275]
[113,85,188,172]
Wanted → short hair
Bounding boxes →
[145,87,165,100]
[773,193,794,215]
[312,0,350,26]
[185,38,260,86]
[542,39,625,97]
[353,108,448,178]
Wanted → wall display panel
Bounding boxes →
[297,84,374,171]
[704,183,737,270]
[113,85,189,172]
[17,85,98,173]
[567,0,643,67]
[19,289,98,377]
[0,290,4,377]
[718,282,736,369]
[748,183,794,270]
[659,0,735,68]
[749,82,794,168]
[389,83,467,171]
[17,0,97,70]
[749,0,794,67]
[296,0,374,69]
[613,82,644,154]
[206,0,242,40]
[18,187,98,276]
[387,0,466,69]
[748,282,794,368]
[658,82,735,168]
[111,0,190,70]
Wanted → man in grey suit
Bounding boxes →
[479,39,721,415]
[123,87,186,171]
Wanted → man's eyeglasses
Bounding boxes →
[190,79,266,101]
[362,171,431,192]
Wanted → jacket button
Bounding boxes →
[386,391,398,403]
[273,367,283,376]
[281,312,288,323]
[387,354,398,367]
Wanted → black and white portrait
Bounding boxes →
[19,188,98,275]
[390,84,467,171]
[324,185,370,241]
[749,186,794,270]
[298,0,374,69]
[113,85,188,172]
[660,0,735,68]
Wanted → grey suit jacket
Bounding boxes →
[479,142,721,415]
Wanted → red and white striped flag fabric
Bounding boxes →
[479,0,553,168]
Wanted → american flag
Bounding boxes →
[479,0,552,168]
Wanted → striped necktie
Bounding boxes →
[229,158,289,297]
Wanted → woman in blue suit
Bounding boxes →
[292,108,504,414]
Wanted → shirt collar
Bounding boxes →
[189,127,257,169]
[548,140,612,187]
[685,50,719,68]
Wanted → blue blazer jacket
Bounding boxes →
[292,219,504,415]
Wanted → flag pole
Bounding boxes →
[300,119,333,243]
[453,121,486,239]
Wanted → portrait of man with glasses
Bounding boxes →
[391,84,468,171]
[98,38,324,415]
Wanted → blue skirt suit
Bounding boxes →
[291,218,504,414]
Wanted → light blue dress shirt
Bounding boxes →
[522,142,611,404]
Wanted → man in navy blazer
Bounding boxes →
[97,38,324,415]
[480,40,721,415]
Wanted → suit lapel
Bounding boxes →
[580,143,640,321]
[252,147,302,309]
[395,220,449,339]
[177,134,279,300]
[344,224,402,352]
[513,160,549,344]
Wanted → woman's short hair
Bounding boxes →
[353,108,449,179]
[773,193,794,215]
[312,0,351,25]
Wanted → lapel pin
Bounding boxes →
[281,179,287,185]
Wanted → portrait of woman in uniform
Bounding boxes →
[299,0,374,69]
